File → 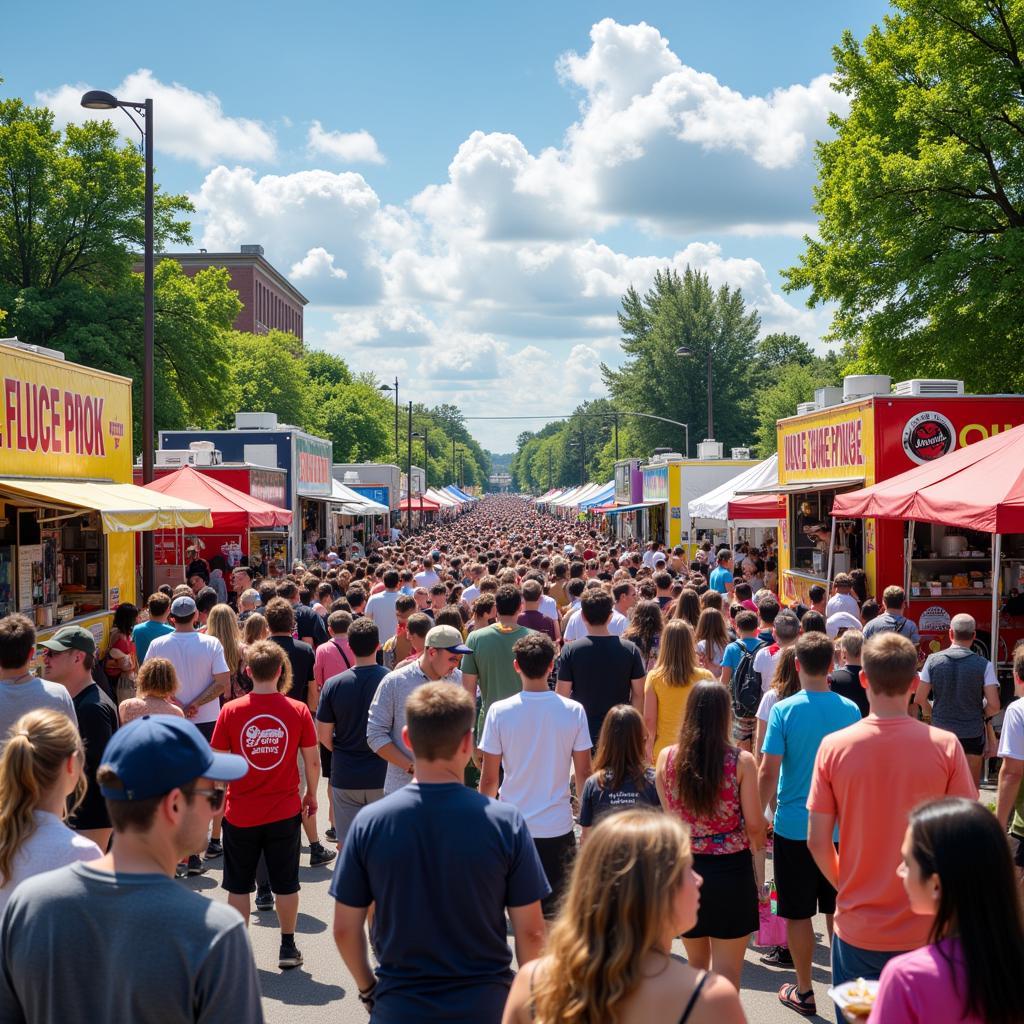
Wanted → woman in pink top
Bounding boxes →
[869,797,1024,1024]
[656,681,765,992]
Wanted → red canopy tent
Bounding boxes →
[396,496,441,512]
[831,422,1024,670]
[726,494,786,522]
[144,467,292,529]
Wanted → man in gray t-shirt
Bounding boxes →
[0,715,258,1024]
[0,614,77,745]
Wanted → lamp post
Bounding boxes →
[82,89,155,598]
[379,377,400,464]
[406,401,413,531]
[411,430,426,524]
[451,437,456,484]
[676,345,713,442]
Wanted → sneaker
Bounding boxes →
[255,887,275,912]
[325,826,337,843]
[309,842,337,867]
[187,854,206,876]
[204,839,223,859]
[175,861,188,879]
[760,945,794,968]
[278,941,303,969]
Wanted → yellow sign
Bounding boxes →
[777,402,875,486]
[0,347,133,482]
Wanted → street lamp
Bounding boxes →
[412,430,427,523]
[82,88,155,598]
[378,377,400,464]
[676,345,713,442]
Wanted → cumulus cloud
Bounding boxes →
[38,69,276,166]
[307,121,386,164]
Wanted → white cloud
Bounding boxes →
[37,69,276,166]
[307,121,386,165]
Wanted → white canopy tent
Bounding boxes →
[687,454,780,527]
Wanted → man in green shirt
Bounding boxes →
[461,584,534,747]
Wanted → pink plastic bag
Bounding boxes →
[757,887,787,947]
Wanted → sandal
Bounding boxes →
[779,983,817,1017]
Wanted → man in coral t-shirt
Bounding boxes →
[807,633,976,990]
[212,639,320,972]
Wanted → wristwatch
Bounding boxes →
[358,981,377,1008]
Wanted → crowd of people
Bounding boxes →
[1,493,1024,1023]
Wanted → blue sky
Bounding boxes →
[5,1,890,451]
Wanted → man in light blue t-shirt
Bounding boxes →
[709,549,735,596]
[131,593,174,662]
[758,631,860,1017]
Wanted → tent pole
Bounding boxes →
[991,532,1002,675]
[904,520,915,597]
[826,516,838,585]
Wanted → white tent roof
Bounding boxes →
[553,482,603,507]
[330,478,389,514]
[687,454,779,525]
[425,487,460,507]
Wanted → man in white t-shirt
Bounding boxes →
[754,610,800,694]
[562,581,630,642]
[365,569,402,643]
[825,574,861,620]
[413,558,441,589]
[145,596,229,741]
[479,632,591,918]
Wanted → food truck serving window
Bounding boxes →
[791,488,864,577]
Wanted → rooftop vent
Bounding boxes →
[697,439,724,460]
[814,386,844,409]
[240,244,265,256]
[235,411,278,430]
[796,402,818,415]
[731,447,751,460]
[843,374,892,402]
[892,379,965,398]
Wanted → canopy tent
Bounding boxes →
[687,455,783,527]
[396,495,441,512]
[601,500,666,516]
[0,478,212,534]
[579,481,615,509]
[830,423,1024,673]
[549,485,586,507]
[426,487,460,507]
[330,478,390,515]
[446,485,476,502]
[554,483,603,508]
[144,467,292,529]
[534,488,565,504]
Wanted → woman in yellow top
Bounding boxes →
[644,619,714,761]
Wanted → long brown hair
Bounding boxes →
[694,608,728,663]
[622,600,662,660]
[671,588,701,627]
[592,705,648,791]
[671,681,731,817]
[0,710,85,885]
[652,619,700,688]
[770,646,800,700]
[532,811,692,1024]
[206,605,241,674]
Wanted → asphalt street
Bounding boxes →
[185,775,840,1024]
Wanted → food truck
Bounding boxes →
[161,412,332,567]
[0,341,209,651]
[764,376,1024,661]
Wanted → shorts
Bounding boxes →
[533,831,576,919]
[330,787,385,849]
[194,721,216,741]
[684,849,758,939]
[319,742,332,778]
[773,833,837,920]
[831,934,905,987]
[1009,833,1024,868]
[222,814,302,896]
[732,715,755,745]
[957,734,985,756]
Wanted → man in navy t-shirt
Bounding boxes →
[331,682,548,1024]
[315,617,389,849]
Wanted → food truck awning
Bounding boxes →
[0,478,213,533]
[602,500,666,516]
[144,467,292,530]
[330,479,389,515]
[831,422,1024,533]
[688,455,781,523]
[726,495,786,523]
[736,477,865,496]
[397,496,442,512]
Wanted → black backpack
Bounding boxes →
[731,639,770,719]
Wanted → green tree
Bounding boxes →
[304,350,352,389]
[753,362,839,455]
[785,0,1024,391]
[0,99,191,289]
[756,333,817,372]
[317,379,393,462]
[225,330,309,427]
[602,267,761,454]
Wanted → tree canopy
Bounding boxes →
[785,0,1024,390]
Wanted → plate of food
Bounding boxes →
[827,977,878,1021]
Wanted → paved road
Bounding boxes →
[186,776,840,1023]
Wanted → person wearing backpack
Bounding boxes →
[721,610,770,753]
[862,586,920,647]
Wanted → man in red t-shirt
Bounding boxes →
[212,639,320,971]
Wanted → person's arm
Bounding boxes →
[461,672,479,700]
[984,682,1002,717]
[913,680,932,717]
[654,746,670,806]
[374,741,414,775]
[721,663,733,687]
[299,743,320,818]
[757,752,782,813]
[807,810,840,888]
[501,961,540,1024]
[571,748,593,790]
[643,686,659,762]
[333,903,376,993]
[997,756,1024,829]
[316,719,334,752]
[479,751,502,798]
[737,749,767,851]
[184,671,229,717]
[507,902,546,967]
[629,676,644,711]
[753,716,768,768]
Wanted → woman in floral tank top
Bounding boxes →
[656,680,766,994]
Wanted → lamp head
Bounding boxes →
[81,90,120,110]
[378,383,393,392]
[675,346,693,357]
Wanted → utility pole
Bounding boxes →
[547,449,553,490]
[614,412,619,462]
[451,437,456,483]
[406,401,413,531]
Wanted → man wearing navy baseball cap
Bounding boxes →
[0,716,264,1023]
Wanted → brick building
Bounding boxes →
[147,244,308,339]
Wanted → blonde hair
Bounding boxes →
[653,619,700,687]
[242,612,268,646]
[0,710,85,885]
[694,608,729,662]
[135,657,178,699]
[205,605,241,674]
[532,811,692,1024]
